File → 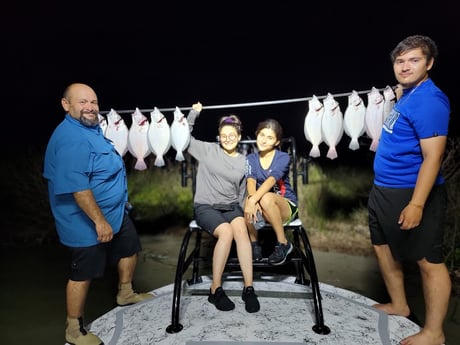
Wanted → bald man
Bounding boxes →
[44,83,152,345]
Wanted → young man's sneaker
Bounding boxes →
[208,287,235,311]
[268,241,293,265]
[251,241,263,262]
[242,286,260,313]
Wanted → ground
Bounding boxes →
[306,222,460,296]
[307,222,374,256]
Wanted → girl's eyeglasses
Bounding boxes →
[219,133,237,142]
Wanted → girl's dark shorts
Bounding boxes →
[368,183,447,263]
[68,214,142,281]
[194,203,244,235]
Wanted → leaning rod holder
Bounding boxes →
[181,158,197,195]
[298,157,310,185]
[298,227,331,335]
[166,227,193,334]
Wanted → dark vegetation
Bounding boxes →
[1,138,459,291]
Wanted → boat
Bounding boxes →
[83,273,420,345]
[70,137,421,344]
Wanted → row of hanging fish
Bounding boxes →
[100,85,396,170]
[99,107,190,170]
[304,85,396,159]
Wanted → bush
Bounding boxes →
[3,141,459,273]
[127,165,193,223]
[443,137,460,271]
[298,162,373,230]
[0,147,56,246]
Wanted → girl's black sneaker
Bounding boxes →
[242,286,260,313]
[208,287,235,311]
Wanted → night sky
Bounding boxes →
[3,2,459,158]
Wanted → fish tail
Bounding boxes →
[369,140,379,152]
[175,151,185,161]
[154,155,165,167]
[135,159,148,171]
[326,147,338,160]
[309,146,321,158]
[349,139,360,151]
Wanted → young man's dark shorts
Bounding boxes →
[194,203,244,234]
[368,183,447,263]
[68,214,142,281]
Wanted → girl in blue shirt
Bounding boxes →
[244,119,298,265]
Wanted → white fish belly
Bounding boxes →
[106,126,129,156]
[304,114,323,157]
[128,124,151,170]
[365,103,384,152]
[170,121,190,161]
[343,104,366,150]
[148,124,172,167]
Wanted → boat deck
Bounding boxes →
[79,274,420,345]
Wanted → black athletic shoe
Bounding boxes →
[242,286,260,313]
[208,287,235,311]
[251,241,263,262]
[268,241,293,265]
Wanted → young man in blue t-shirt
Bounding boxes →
[368,35,451,345]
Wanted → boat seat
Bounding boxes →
[166,137,330,335]
[189,217,302,229]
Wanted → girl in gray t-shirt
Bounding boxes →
[187,105,260,313]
